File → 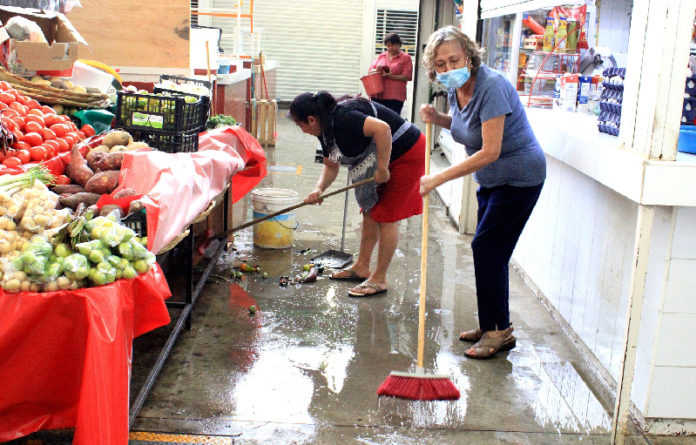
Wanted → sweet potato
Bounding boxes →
[65,146,94,187]
[128,200,145,214]
[94,152,124,172]
[59,192,101,209]
[86,151,106,171]
[113,188,137,200]
[51,184,85,194]
[100,204,122,218]
[85,170,120,195]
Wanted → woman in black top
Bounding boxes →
[289,91,425,296]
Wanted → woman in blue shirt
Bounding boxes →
[420,26,546,359]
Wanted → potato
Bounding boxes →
[20,280,30,292]
[110,145,128,153]
[86,151,107,171]
[103,130,133,148]
[4,278,20,292]
[127,141,149,151]
[57,276,71,289]
[85,170,120,195]
[90,145,110,155]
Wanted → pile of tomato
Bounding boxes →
[0,81,95,170]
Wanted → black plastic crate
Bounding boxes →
[122,209,147,237]
[153,87,210,129]
[159,74,213,93]
[116,91,207,134]
[128,127,200,153]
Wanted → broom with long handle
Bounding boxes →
[376,121,460,401]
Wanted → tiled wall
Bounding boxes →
[513,158,636,397]
[514,157,696,421]
[640,207,696,419]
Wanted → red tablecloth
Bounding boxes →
[0,265,171,444]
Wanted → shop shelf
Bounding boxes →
[115,91,207,134]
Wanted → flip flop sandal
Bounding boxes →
[459,329,482,342]
[464,327,516,360]
[347,280,388,297]
[329,269,368,282]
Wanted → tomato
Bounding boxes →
[26,99,41,110]
[0,81,11,91]
[41,128,56,141]
[12,91,29,105]
[1,118,17,132]
[55,138,69,153]
[27,108,44,117]
[40,105,56,115]
[11,131,22,144]
[43,139,59,151]
[1,109,18,119]
[29,146,46,162]
[22,132,43,147]
[0,92,14,104]
[50,123,69,138]
[25,120,43,134]
[0,102,8,111]
[10,116,24,132]
[80,124,96,138]
[0,151,5,162]
[76,131,86,140]
[44,144,56,158]
[64,133,77,146]
[16,149,30,164]
[9,102,27,116]
[54,174,71,185]
[43,114,60,126]
[3,156,21,168]
[25,113,44,124]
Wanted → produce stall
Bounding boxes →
[0,125,266,445]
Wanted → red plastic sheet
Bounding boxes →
[0,265,171,444]
[198,126,267,204]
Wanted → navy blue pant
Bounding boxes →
[472,183,543,331]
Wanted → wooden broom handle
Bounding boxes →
[417,122,432,369]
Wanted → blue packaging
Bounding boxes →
[578,76,591,104]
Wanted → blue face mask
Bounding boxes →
[436,66,471,89]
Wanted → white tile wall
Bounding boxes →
[654,313,696,367]
[663,260,696,314]
[642,207,674,312]
[671,207,696,260]
[515,160,638,382]
[648,367,696,418]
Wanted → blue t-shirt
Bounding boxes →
[448,64,546,188]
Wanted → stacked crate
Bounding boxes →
[115,76,212,153]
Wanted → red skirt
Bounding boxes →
[369,133,425,223]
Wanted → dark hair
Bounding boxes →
[289,90,337,144]
[383,33,402,46]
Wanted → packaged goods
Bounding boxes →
[542,18,555,52]
[555,18,568,53]
[560,74,579,112]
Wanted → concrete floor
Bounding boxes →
[10,113,694,445]
[126,112,661,445]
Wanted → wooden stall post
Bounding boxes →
[258,100,268,145]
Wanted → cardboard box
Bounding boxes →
[0,5,87,76]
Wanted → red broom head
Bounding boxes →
[377,373,460,401]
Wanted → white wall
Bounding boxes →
[514,158,696,423]
[633,206,696,420]
[514,156,637,381]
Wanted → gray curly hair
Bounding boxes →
[422,26,483,82]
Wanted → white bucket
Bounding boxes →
[251,188,299,249]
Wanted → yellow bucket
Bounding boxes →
[251,188,299,249]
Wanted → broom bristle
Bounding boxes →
[377,374,460,401]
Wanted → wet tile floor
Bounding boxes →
[10,113,696,444]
